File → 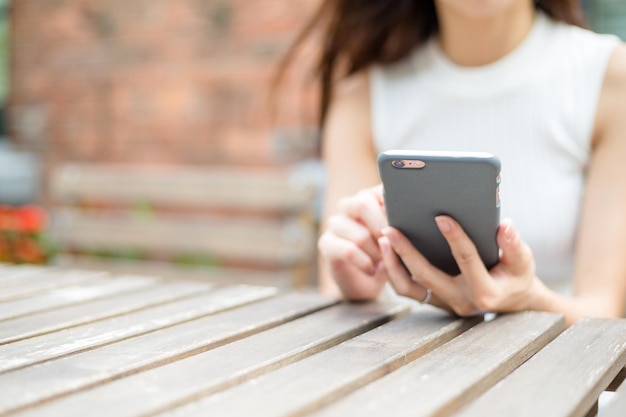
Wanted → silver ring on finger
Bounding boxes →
[420,288,432,305]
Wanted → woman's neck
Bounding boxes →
[435,1,536,67]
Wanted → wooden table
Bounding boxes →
[0,263,625,417]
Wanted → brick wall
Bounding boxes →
[9,0,321,167]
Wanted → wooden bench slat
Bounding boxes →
[52,164,316,211]
[52,210,315,264]
[0,285,277,373]
[0,292,337,415]
[11,301,409,417]
[0,275,158,321]
[309,312,564,417]
[0,280,212,344]
[158,307,481,417]
[455,317,626,417]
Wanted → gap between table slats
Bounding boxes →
[455,317,626,417]
[309,311,564,417]
[601,369,626,417]
[155,306,482,417]
[8,300,409,417]
[0,292,337,416]
[0,275,160,321]
[0,280,214,344]
[0,284,277,373]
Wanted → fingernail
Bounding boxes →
[502,219,515,242]
[378,237,390,255]
[381,227,396,244]
[435,216,452,233]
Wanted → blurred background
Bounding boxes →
[2,0,321,202]
[0,0,624,286]
[1,0,623,204]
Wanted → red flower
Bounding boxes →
[0,205,51,264]
[0,206,18,231]
[16,206,47,233]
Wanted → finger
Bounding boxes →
[381,226,453,297]
[318,231,377,276]
[331,260,388,301]
[496,219,535,275]
[338,189,387,238]
[379,236,432,303]
[434,215,491,281]
[326,215,381,263]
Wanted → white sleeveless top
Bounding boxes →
[370,13,620,293]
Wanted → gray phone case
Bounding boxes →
[378,150,501,276]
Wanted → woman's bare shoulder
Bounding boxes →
[595,43,626,143]
[325,71,371,133]
[604,42,626,88]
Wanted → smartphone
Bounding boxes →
[378,150,501,276]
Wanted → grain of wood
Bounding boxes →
[10,301,409,417]
[0,265,53,283]
[310,311,564,417]
[0,284,277,372]
[455,318,626,417]
[0,275,159,321]
[158,307,481,417]
[0,292,336,415]
[0,280,213,345]
[0,269,110,301]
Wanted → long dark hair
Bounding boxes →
[275,0,587,127]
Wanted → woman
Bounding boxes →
[281,0,626,325]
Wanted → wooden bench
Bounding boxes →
[48,162,322,288]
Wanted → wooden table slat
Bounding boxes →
[0,275,159,321]
[2,263,625,417]
[607,366,626,391]
[0,284,277,373]
[10,301,409,417]
[0,270,111,301]
[310,311,564,417]
[157,307,482,417]
[455,317,626,417]
[0,265,58,284]
[0,280,213,345]
[0,292,337,415]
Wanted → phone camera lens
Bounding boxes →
[392,160,404,168]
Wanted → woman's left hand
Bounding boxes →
[378,215,543,316]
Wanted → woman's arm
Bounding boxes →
[531,44,626,324]
[317,73,386,298]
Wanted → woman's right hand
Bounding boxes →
[317,184,389,300]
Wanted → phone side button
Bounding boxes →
[496,185,501,208]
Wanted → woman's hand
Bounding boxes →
[318,185,389,300]
[378,215,544,316]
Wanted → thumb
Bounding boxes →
[497,219,534,275]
